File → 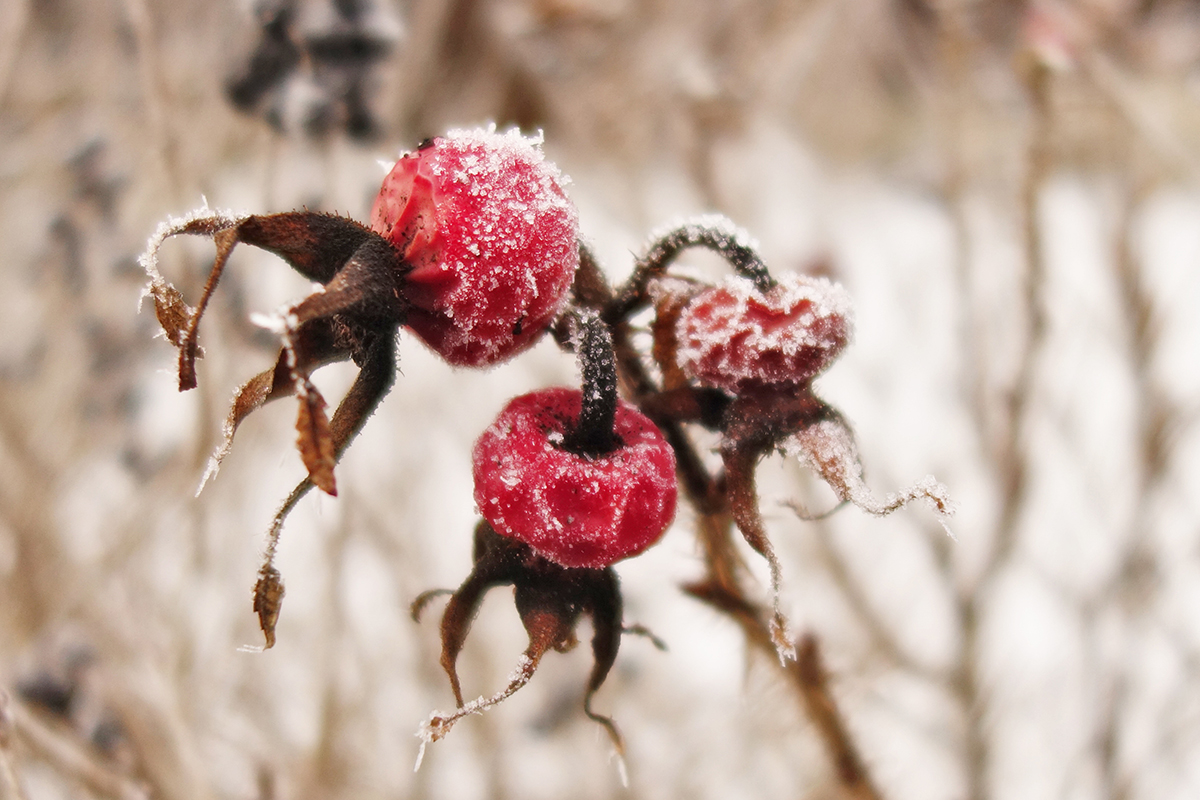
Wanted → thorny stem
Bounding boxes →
[572,246,716,507]
[793,637,884,800]
[684,577,884,800]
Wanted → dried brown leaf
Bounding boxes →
[253,566,286,649]
[296,380,337,496]
[150,282,193,348]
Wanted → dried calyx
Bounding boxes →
[630,236,953,662]
[139,127,580,649]
[415,313,676,756]
[412,522,626,763]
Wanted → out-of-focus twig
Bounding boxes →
[0,0,29,112]
[1082,51,1200,183]
[1,692,147,800]
[0,692,30,800]
[935,14,1058,795]
[120,0,182,200]
[801,512,939,680]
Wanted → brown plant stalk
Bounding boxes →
[575,246,885,799]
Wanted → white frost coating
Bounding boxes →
[769,615,796,664]
[391,125,577,365]
[646,275,703,306]
[248,311,287,334]
[196,454,223,497]
[642,212,762,256]
[784,418,956,537]
[195,377,252,495]
[677,271,854,391]
[414,653,539,770]
[613,749,629,789]
[137,205,242,310]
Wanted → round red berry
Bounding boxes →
[472,388,677,569]
[370,128,579,367]
[676,272,853,393]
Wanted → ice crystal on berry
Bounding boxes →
[140,127,584,648]
[141,135,953,775]
[473,387,677,569]
[677,272,853,392]
[371,127,578,366]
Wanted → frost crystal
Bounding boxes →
[138,206,242,310]
[785,418,956,532]
[472,388,677,568]
[677,272,854,392]
[370,127,579,367]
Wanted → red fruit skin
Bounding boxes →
[472,388,678,569]
[676,272,853,393]
[370,128,579,367]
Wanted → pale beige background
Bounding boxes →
[2,2,1200,799]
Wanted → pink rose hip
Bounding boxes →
[677,272,854,392]
[371,127,579,367]
[472,387,677,569]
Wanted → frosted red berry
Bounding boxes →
[472,387,677,569]
[676,272,853,393]
[370,127,579,367]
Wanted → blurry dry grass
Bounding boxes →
[2,1,1200,799]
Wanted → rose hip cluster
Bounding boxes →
[142,127,952,759]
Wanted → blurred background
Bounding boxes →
[2,0,1200,798]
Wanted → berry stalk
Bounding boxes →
[563,311,620,456]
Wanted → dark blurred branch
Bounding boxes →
[119,0,182,201]
[1,692,146,800]
[685,573,884,800]
[804,516,940,680]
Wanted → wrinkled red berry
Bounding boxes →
[676,272,853,393]
[370,127,579,367]
[472,388,677,569]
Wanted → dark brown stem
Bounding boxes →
[608,218,774,323]
[562,312,619,456]
[602,262,884,796]
[683,571,884,800]
[795,636,883,800]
